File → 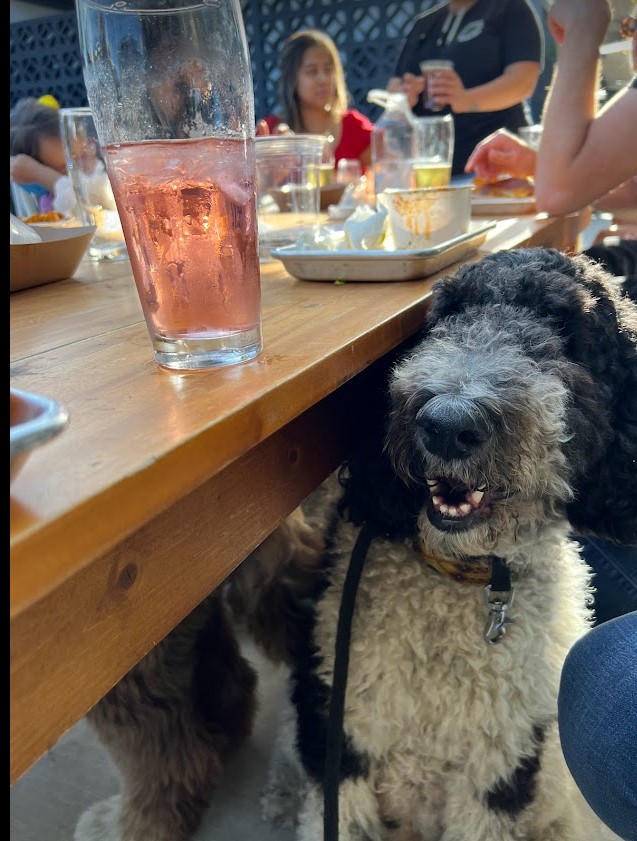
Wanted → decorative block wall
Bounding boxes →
[10,1,551,124]
[9,1,453,123]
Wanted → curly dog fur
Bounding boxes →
[79,593,256,841]
[258,248,636,841]
[76,248,635,841]
[76,510,324,841]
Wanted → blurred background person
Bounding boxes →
[466,2,637,282]
[389,0,543,175]
[9,95,74,216]
[259,29,373,174]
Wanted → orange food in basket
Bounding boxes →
[21,210,65,224]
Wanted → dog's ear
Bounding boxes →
[338,343,427,539]
[557,256,637,544]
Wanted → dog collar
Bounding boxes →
[420,545,493,584]
[419,543,514,644]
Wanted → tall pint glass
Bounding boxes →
[76,0,262,369]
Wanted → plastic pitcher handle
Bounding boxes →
[367,89,394,109]
[367,89,416,123]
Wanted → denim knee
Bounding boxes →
[558,613,637,840]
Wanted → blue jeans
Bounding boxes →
[576,536,637,626]
[558,612,637,840]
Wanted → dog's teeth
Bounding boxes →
[439,503,450,514]
[432,495,443,506]
[459,503,471,515]
[448,506,458,516]
[426,478,438,487]
[476,485,487,492]
[469,490,484,505]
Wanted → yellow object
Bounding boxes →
[411,161,452,188]
[37,94,60,109]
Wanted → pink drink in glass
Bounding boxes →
[103,136,261,368]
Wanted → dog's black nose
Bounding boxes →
[416,396,491,460]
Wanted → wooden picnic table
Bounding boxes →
[10,209,586,783]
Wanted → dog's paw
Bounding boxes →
[74,795,121,841]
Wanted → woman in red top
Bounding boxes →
[260,29,373,174]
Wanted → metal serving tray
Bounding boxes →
[271,220,497,282]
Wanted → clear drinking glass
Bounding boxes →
[336,158,363,186]
[58,107,128,262]
[419,59,455,112]
[255,134,326,257]
[411,115,454,188]
[518,124,543,150]
[320,133,336,185]
[75,0,262,370]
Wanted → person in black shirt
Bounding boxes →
[391,0,544,174]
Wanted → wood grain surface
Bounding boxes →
[10,211,585,782]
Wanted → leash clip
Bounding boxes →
[483,585,514,645]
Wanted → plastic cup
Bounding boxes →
[336,158,363,186]
[411,115,454,188]
[255,134,327,256]
[518,124,543,150]
[419,59,455,112]
[58,107,127,262]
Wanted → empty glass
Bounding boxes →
[58,107,127,261]
[419,59,455,112]
[518,124,543,150]
[336,158,363,186]
[255,134,327,256]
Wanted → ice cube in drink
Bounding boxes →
[103,135,262,368]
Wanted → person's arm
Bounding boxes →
[535,0,637,215]
[10,154,62,192]
[428,61,541,114]
[593,176,637,213]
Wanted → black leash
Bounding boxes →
[322,535,512,839]
[323,522,376,841]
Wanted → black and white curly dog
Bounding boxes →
[257,248,636,841]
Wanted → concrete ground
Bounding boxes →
[10,636,295,841]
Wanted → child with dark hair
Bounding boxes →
[10,96,73,215]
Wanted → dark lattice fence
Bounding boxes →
[10,0,550,122]
[9,1,442,123]
[245,0,426,123]
[10,11,87,110]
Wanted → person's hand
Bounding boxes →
[425,68,471,113]
[548,0,610,47]
[400,72,425,109]
[272,122,293,136]
[465,129,537,180]
[256,119,293,138]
